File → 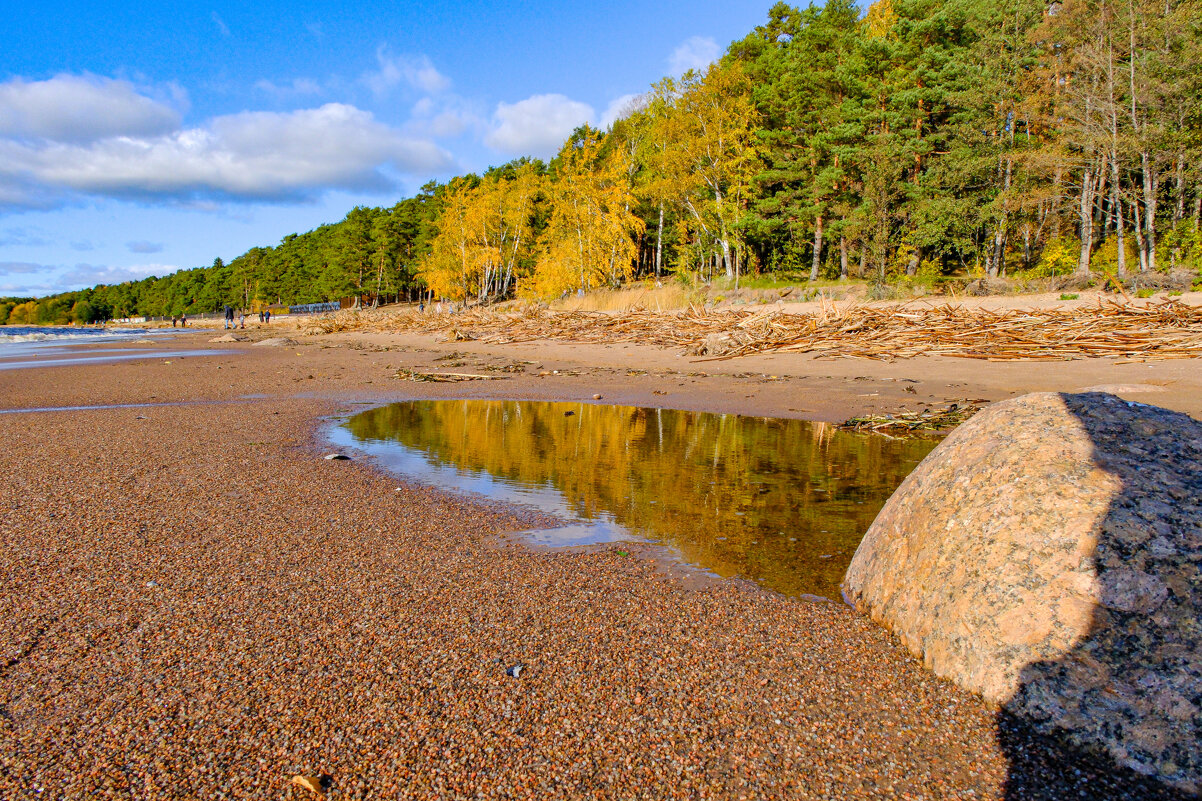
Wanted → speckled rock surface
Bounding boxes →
[843,392,1202,794]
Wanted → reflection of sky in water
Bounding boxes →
[326,425,635,547]
[0,349,224,370]
[0,399,261,415]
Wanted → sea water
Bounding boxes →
[0,326,180,370]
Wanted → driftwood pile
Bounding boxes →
[840,401,984,437]
[303,299,1202,362]
[394,368,505,382]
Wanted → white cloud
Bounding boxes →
[363,48,451,96]
[0,260,63,296]
[408,95,484,139]
[0,280,54,296]
[0,227,51,247]
[254,77,323,97]
[0,261,44,274]
[0,101,452,206]
[0,74,182,142]
[0,174,56,209]
[601,93,646,128]
[60,263,174,287]
[211,12,231,37]
[485,94,594,158]
[669,36,720,75]
[0,261,175,295]
[426,111,470,138]
[127,240,164,254]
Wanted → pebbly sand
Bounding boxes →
[1,323,1197,800]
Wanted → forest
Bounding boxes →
[6,0,1200,324]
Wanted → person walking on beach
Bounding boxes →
[264,309,271,324]
[223,305,234,329]
[239,312,246,329]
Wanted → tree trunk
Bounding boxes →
[1174,153,1186,225]
[858,247,867,279]
[1131,192,1148,272]
[1051,167,1063,240]
[502,235,518,298]
[1112,183,1126,277]
[905,246,921,277]
[715,189,733,280]
[655,202,664,279]
[1076,166,1095,275]
[989,224,1007,278]
[809,214,824,281]
[1127,8,1153,274]
[1169,154,1185,269]
[1141,153,1158,272]
[839,235,849,280]
[991,157,1013,277]
[1110,153,1125,276]
[573,197,585,291]
[373,256,384,308]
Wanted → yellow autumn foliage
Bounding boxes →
[7,301,38,325]
[527,127,644,298]
[420,165,543,302]
[864,0,897,38]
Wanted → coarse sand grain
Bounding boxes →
[0,335,1193,799]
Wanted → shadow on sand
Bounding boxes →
[997,394,1199,800]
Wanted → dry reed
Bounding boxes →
[300,299,1202,362]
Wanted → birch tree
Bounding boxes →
[532,126,643,297]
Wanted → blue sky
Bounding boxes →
[0,0,777,297]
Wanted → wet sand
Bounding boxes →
[0,329,1195,799]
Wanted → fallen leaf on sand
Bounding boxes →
[290,774,325,797]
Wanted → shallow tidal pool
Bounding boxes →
[331,400,937,601]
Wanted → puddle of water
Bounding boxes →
[0,399,265,415]
[0,349,225,371]
[332,399,937,600]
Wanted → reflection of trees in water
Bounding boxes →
[348,400,935,599]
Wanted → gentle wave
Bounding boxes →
[0,332,97,343]
[0,327,143,344]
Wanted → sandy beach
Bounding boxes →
[1,317,1197,799]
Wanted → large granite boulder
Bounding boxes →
[843,392,1201,793]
